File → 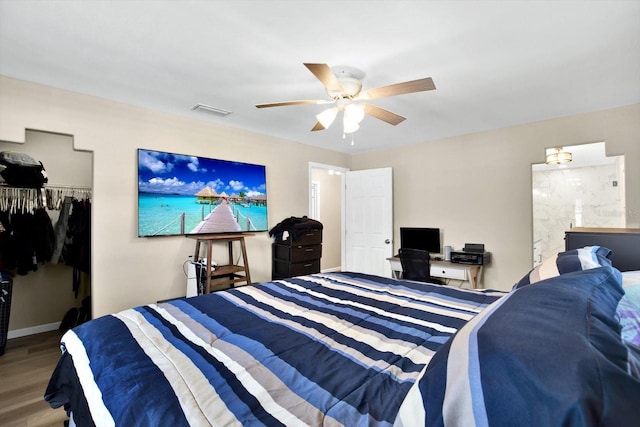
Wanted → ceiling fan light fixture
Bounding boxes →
[343,119,360,134]
[344,103,365,124]
[316,107,339,128]
[256,63,436,138]
[546,147,573,165]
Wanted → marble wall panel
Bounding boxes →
[532,162,625,264]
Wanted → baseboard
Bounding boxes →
[7,322,61,339]
[321,266,342,273]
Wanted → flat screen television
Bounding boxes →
[400,227,441,254]
[137,149,268,237]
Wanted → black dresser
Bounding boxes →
[272,229,322,280]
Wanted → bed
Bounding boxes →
[45,250,640,426]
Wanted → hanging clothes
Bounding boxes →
[0,210,13,271]
[0,207,54,275]
[50,196,73,264]
[63,199,91,296]
[0,185,91,277]
[3,210,35,275]
[33,208,55,264]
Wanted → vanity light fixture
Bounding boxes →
[546,147,572,165]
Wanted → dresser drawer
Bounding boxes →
[273,243,322,262]
[273,258,321,278]
[276,229,322,246]
[289,259,321,276]
[430,265,467,281]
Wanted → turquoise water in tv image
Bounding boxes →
[138,193,268,236]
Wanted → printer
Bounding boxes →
[450,243,491,265]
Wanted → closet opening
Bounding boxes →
[0,129,93,339]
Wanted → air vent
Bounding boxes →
[191,103,232,116]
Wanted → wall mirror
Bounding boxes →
[531,142,625,266]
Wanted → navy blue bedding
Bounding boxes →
[406,266,640,427]
[46,265,640,426]
[45,272,502,426]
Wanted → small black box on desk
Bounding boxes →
[450,251,491,265]
[450,243,490,265]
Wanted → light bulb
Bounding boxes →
[316,107,339,128]
[343,119,360,134]
[344,103,365,124]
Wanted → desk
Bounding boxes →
[387,256,484,289]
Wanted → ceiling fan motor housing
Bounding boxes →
[329,75,362,98]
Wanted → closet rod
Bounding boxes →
[43,184,92,191]
[0,184,92,191]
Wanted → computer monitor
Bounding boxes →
[400,227,441,254]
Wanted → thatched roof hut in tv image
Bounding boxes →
[194,186,218,204]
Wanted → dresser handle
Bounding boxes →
[304,263,313,267]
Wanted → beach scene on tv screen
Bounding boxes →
[138,149,268,237]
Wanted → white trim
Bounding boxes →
[7,321,60,339]
[308,162,349,271]
[311,180,320,220]
[320,266,342,273]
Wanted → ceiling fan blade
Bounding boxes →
[256,99,332,108]
[363,104,406,125]
[360,77,435,100]
[304,63,345,93]
[311,121,325,132]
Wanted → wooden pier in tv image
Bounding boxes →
[191,199,243,233]
[146,186,266,236]
[190,187,266,234]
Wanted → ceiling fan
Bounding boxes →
[256,63,436,134]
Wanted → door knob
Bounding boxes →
[384,239,391,244]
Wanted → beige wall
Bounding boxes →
[2,75,639,330]
[0,76,350,321]
[351,104,640,290]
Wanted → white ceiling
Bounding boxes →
[1,1,639,154]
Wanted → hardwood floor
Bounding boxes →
[0,331,68,427]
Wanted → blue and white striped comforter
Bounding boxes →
[46,272,503,426]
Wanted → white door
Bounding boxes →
[344,167,393,276]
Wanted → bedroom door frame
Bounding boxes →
[308,162,350,271]
[308,163,394,276]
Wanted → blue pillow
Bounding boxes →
[419,266,640,426]
[514,246,612,289]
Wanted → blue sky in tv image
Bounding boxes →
[137,149,267,236]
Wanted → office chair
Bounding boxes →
[398,248,445,285]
